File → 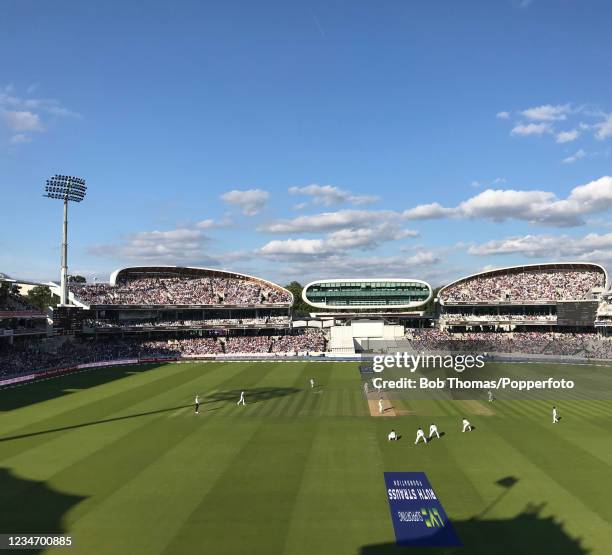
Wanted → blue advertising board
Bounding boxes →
[384,472,461,547]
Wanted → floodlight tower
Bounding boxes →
[43,175,87,306]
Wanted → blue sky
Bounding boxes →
[1,0,612,287]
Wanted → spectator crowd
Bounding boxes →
[72,276,292,306]
[82,316,291,329]
[441,269,604,303]
[0,329,326,378]
[440,313,557,323]
[407,328,612,358]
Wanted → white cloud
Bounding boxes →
[500,103,612,143]
[1,110,42,132]
[260,209,398,233]
[271,251,442,283]
[404,191,559,224]
[586,217,612,229]
[221,188,269,216]
[562,149,586,164]
[562,175,612,211]
[402,176,612,227]
[289,184,378,207]
[468,231,612,264]
[259,238,325,256]
[469,235,563,257]
[0,85,80,144]
[510,122,552,136]
[258,222,418,257]
[402,202,455,220]
[521,104,570,121]
[458,189,557,221]
[595,115,612,140]
[88,228,217,265]
[196,219,217,229]
[324,225,418,250]
[195,217,232,229]
[556,129,580,143]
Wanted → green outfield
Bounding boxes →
[1,361,611,555]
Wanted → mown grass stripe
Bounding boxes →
[68,418,265,555]
[0,364,221,463]
[160,419,320,555]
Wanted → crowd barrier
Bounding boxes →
[0,358,142,388]
[0,352,350,388]
[3,350,609,389]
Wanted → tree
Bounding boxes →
[26,285,59,311]
[68,275,87,284]
[0,281,10,306]
[284,281,313,316]
[0,282,21,306]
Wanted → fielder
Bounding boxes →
[415,427,428,445]
[364,382,369,396]
[310,378,315,389]
[429,422,440,439]
[462,418,472,432]
[488,390,494,402]
[194,394,200,415]
[552,406,559,423]
[388,429,398,441]
[237,391,246,406]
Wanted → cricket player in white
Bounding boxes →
[488,390,494,402]
[462,418,472,432]
[195,395,200,415]
[415,427,428,444]
[364,382,369,395]
[310,378,315,389]
[429,423,440,439]
[374,380,382,394]
[378,398,384,414]
[237,391,246,406]
[388,429,397,441]
[552,406,559,423]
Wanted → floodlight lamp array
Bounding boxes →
[43,175,87,202]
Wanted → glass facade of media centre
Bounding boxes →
[304,281,431,307]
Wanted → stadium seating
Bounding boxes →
[0,330,327,378]
[439,313,557,323]
[440,268,604,303]
[82,316,291,329]
[71,276,292,306]
[407,329,612,358]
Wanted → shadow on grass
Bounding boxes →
[0,363,169,412]
[0,404,191,443]
[0,467,86,553]
[360,502,588,555]
[204,387,301,404]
